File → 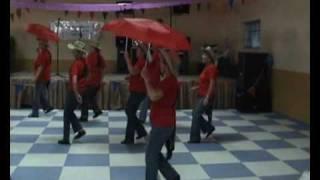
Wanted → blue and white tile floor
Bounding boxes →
[10,109,310,180]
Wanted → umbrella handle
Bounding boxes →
[146,43,152,63]
[125,37,128,52]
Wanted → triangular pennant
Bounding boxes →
[16,9,22,19]
[77,11,82,18]
[90,12,95,20]
[10,13,14,22]
[197,3,201,12]
[228,0,236,9]
[102,12,108,20]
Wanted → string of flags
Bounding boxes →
[10,0,255,22]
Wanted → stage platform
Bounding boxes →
[10,72,236,110]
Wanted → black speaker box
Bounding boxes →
[236,52,272,113]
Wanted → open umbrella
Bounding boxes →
[26,23,59,42]
[101,18,191,51]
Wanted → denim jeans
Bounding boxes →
[80,86,101,119]
[31,81,51,116]
[124,91,147,142]
[189,97,215,142]
[145,126,179,180]
[63,90,83,141]
[138,97,150,122]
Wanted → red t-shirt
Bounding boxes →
[147,51,161,87]
[198,64,218,98]
[150,75,179,128]
[86,51,106,88]
[33,48,51,82]
[129,57,146,93]
[69,58,88,94]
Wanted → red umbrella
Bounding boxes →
[26,23,59,42]
[102,18,191,51]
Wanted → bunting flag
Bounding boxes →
[10,13,14,22]
[228,0,236,9]
[102,12,108,20]
[197,3,201,11]
[77,11,82,18]
[64,10,68,17]
[89,12,95,19]
[16,8,22,19]
[207,2,211,11]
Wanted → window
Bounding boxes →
[50,20,103,40]
[244,20,261,48]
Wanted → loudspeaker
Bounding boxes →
[115,36,132,50]
[236,52,272,113]
[173,5,190,15]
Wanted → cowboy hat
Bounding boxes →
[67,40,87,53]
[201,46,215,61]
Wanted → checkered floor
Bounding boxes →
[10,109,310,180]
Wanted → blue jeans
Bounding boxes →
[139,97,150,122]
[145,126,179,180]
[63,90,83,141]
[31,81,51,116]
[80,86,101,119]
[124,92,147,142]
[189,97,215,142]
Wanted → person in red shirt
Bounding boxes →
[28,38,54,118]
[79,42,106,122]
[141,48,180,180]
[58,41,88,145]
[188,46,219,143]
[121,43,148,144]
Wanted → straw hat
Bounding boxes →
[201,46,215,62]
[67,40,87,53]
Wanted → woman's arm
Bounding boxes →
[124,51,140,76]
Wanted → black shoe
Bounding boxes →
[58,139,70,145]
[74,129,86,140]
[28,113,39,118]
[206,127,215,139]
[121,139,134,144]
[44,107,54,114]
[79,117,88,122]
[187,140,200,144]
[93,110,103,118]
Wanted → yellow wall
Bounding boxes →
[10,0,310,122]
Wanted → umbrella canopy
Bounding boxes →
[102,18,191,51]
[26,23,59,42]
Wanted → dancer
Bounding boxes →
[121,43,148,144]
[188,46,218,143]
[58,41,87,145]
[142,48,180,180]
[80,41,105,122]
[28,38,54,118]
